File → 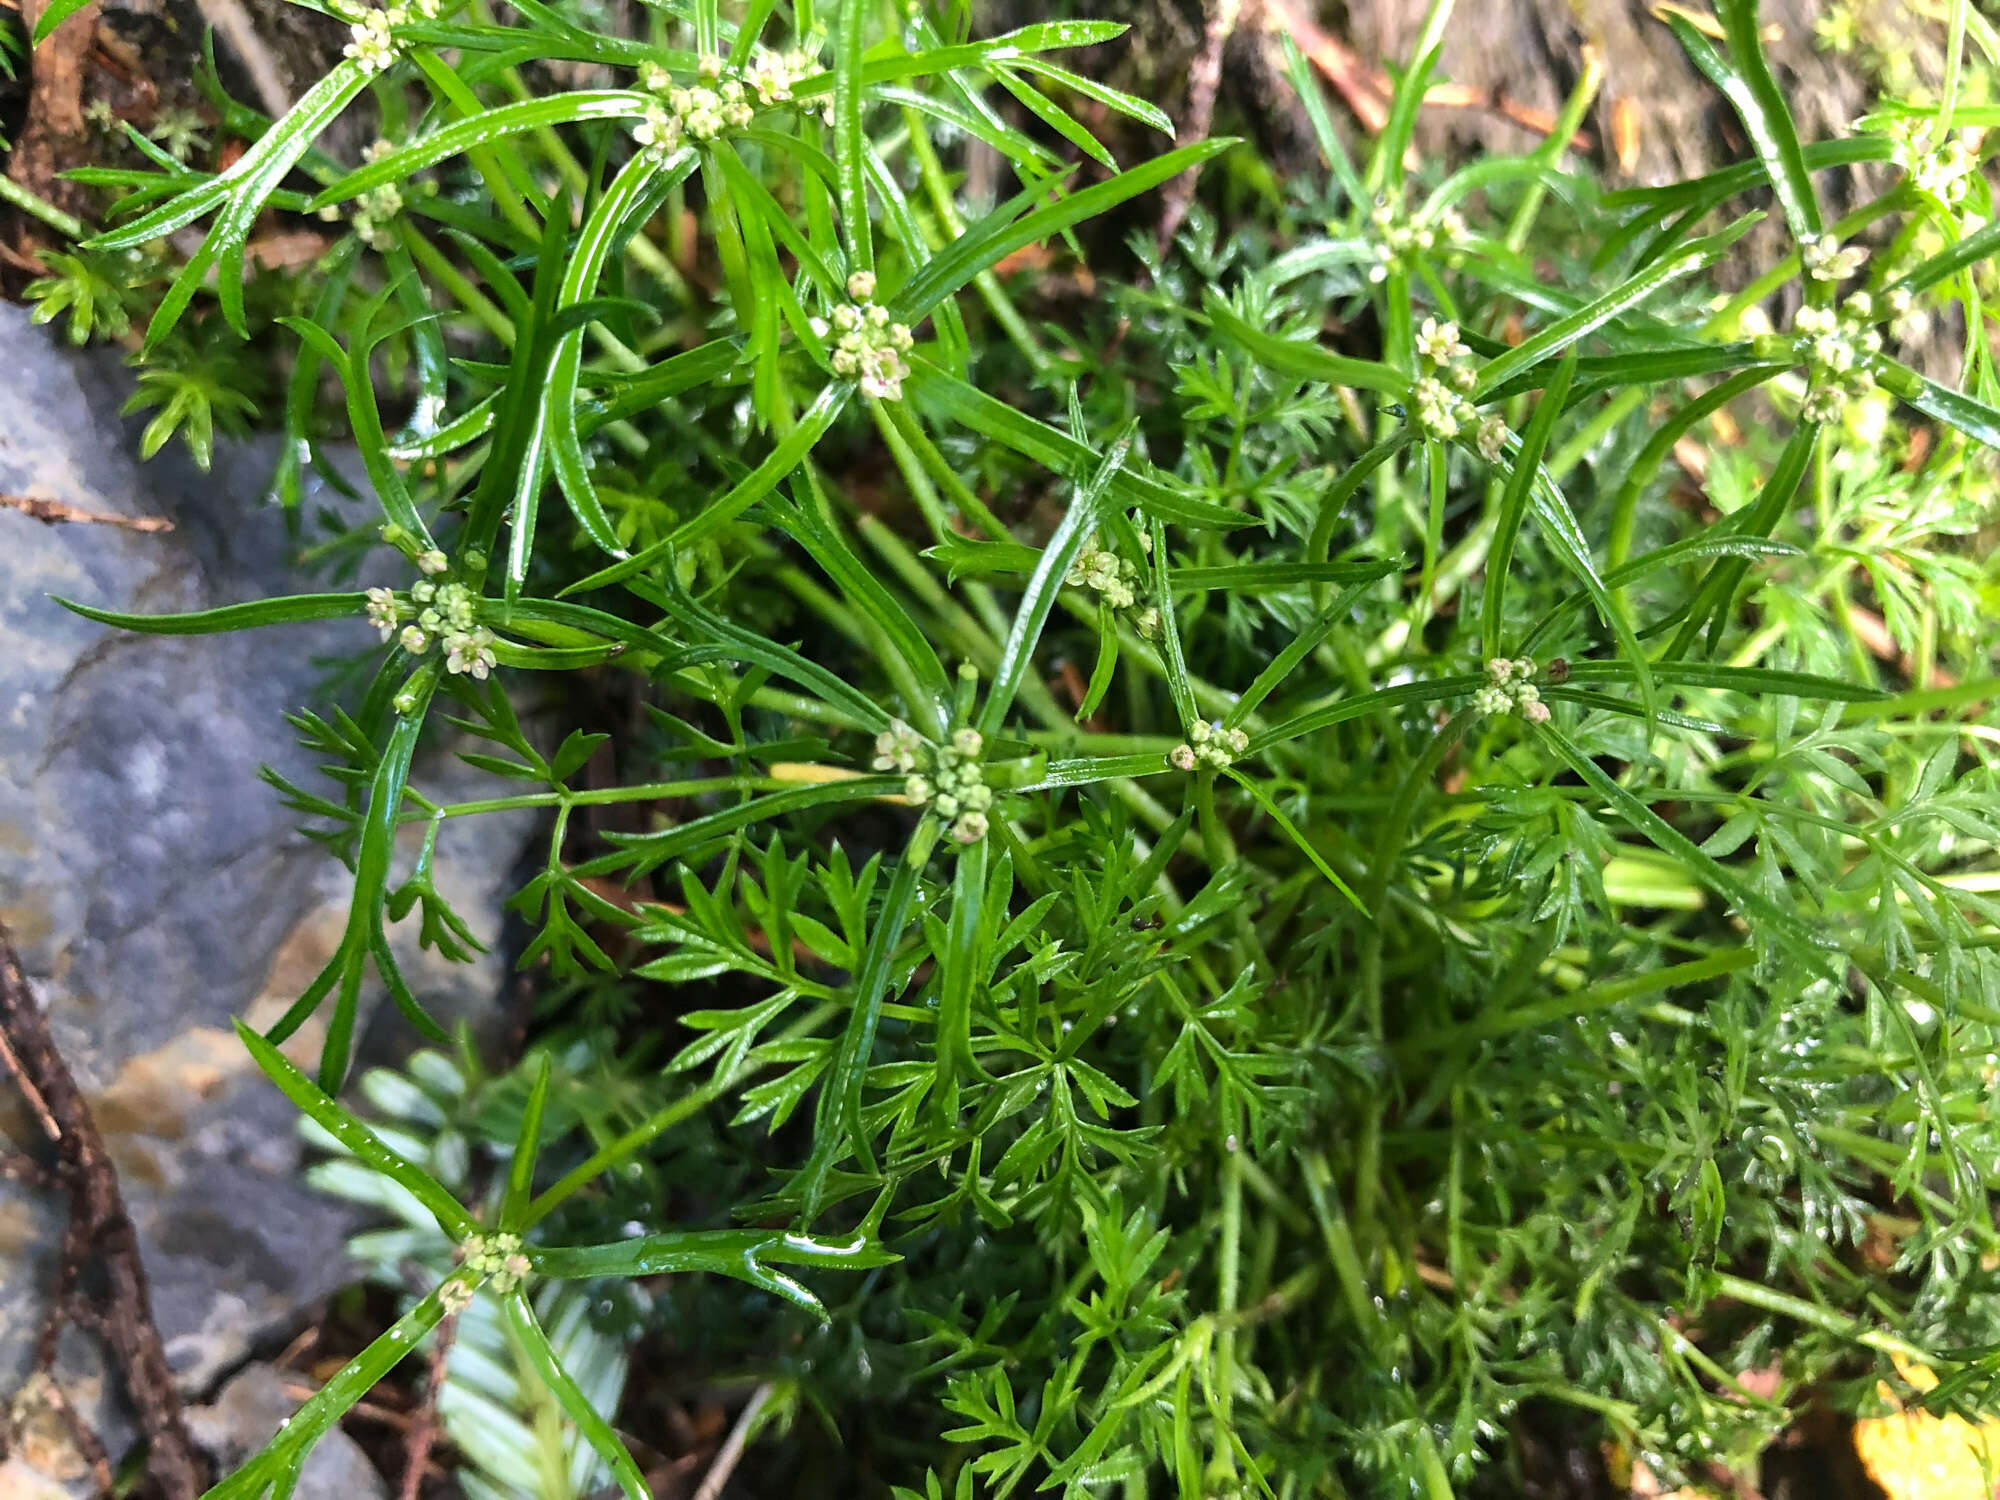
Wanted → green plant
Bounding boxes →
[35,0,2000,1493]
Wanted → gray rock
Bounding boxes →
[184,1363,389,1500]
[0,304,539,1488]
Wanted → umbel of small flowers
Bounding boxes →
[443,1231,532,1310]
[336,0,438,73]
[1409,316,1508,461]
[1471,655,1550,724]
[812,272,915,400]
[1366,197,1468,283]
[1067,527,1161,638]
[1794,287,1896,425]
[1169,719,1249,772]
[631,43,822,155]
[363,545,499,681]
[873,720,994,844]
[346,140,406,252]
[1888,117,1985,209]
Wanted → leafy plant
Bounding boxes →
[31,0,2000,1493]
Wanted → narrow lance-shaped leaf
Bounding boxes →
[807,819,937,1201]
[977,422,1136,737]
[893,138,1237,321]
[1476,215,1755,395]
[1710,0,1823,242]
[562,382,855,594]
[500,1052,553,1231]
[501,1291,649,1500]
[537,148,695,566]
[55,591,371,635]
[1204,291,1409,397]
[92,60,375,345]
[234,1019,474,1239]
[909,362,1250,530]
[530,1227,899,1313]
[835,0,871,273]
[306,92,655,209]
[1484,348,1576,660]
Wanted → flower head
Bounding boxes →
[342,10,398,73]
[365,587,401,641]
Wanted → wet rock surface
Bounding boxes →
[0,302,534,1487]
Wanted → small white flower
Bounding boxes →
[951,728,983,758]
[1802,233,1867,283]
[400,625,430,655]
[365,587,400,641]
[444,627,497,679]
[904,775,932,804]
[437,1278,475,1315]
[342,10,398,73]
[1475,414,1509,463]
[633,103,681,154]
[417,548,449,575]
[1415,317,1469,367]
[847,269,876,302]
[696,51,722,80]
[1169,744,1197,771]
[951,811,989,844]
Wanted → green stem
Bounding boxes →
[0,175,87,240]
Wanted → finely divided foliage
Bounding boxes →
[36,0,2000,1491]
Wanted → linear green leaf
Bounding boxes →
[54,591,370,635]
[893,138,1236,321]
[1204,292,1407,396]
[234,1019,473,1239]
[306,92,653,209]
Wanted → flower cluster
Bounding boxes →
[875,721,993,843]
[337,0,435,70]
[342,10,398,72]
[1470,655,1549,723]
[1169,719,1249,772]
[632,43,822,153]
[1801,233,1867,285]
[1890,119,1984,208]
[362,550,499,680]
[813,273,915,399]
[346,141,406,250]
[1408,317,1506,459]
[1366,199,1468,283]
[1794,294,1888,425]
[1066,529,1161,637]
[458,1231,532,1295]
[742,43,820,107]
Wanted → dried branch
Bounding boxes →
[0,924,205,1500]
[1,494,175,533]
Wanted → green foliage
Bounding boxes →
[33,0,2000,1494]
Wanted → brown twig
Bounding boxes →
[1157,0,1252,257]
[0,494,175,533]
[396,1311,460,1500]
[690,1384,772,1500]
[0,924,205,1500]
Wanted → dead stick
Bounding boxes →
[0,494,175,532]
[397,1311,460,1500]
[0,925,205,1500]
[691,1384,772,1500]
[1157,0,1250,258]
